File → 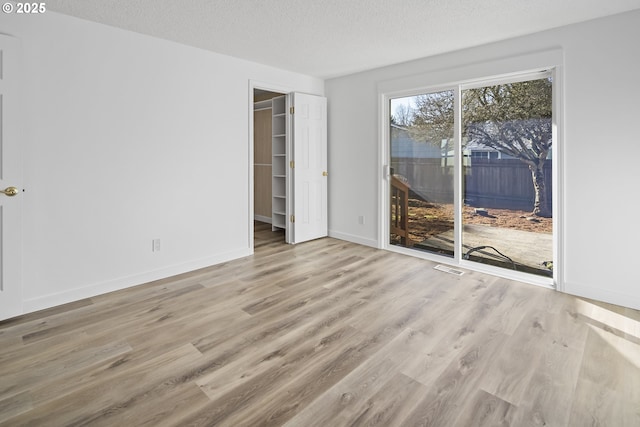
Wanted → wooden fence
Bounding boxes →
[391,158,552,211]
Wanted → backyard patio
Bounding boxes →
[391,197,553,276]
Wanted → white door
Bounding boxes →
[290,93,327,244]
[0,35,23,321]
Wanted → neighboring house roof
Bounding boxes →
[464,139,497,152]
[464,138,552,159]
[392,124,551,160]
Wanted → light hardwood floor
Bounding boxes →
[1,222,639,426]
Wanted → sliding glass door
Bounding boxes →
[461,77,553,277]
[388,72,554,280]
[390,90,455,257]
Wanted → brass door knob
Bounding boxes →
[1,186,19,197]
[322,171,328,177]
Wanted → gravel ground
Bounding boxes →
[395,198,552,244]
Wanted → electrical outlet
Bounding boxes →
[358,215,365,225]
[152,238,161,252]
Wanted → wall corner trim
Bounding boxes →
[329,230,378,248]
[22,248,252,315]
[562,281,640,311]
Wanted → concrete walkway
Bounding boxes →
[417,224,552,274]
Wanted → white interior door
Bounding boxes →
[290,93,327,244]
[0,35,23,321]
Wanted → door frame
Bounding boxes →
[377,50,564,290]
[248,80,292,251]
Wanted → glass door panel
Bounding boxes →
[461,76,553,277]
[389,90,455,257]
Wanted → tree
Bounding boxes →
[406,79,552,217]
[463,79,552,217]
[409,91,454,144]
[393,104,414,127]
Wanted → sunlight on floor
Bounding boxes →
[588,324,640,370]
[576,299,640,369]
[575,299,640,340]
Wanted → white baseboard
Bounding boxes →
[328,230,379,248]
[23,248,252,314]
[254,215,272,224]
[562,281,640,311]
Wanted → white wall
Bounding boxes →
[1,12,323,314]
[326,10,640,309]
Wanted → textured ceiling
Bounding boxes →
[45,0,640,79]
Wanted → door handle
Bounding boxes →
[322,171,328,177]
[1,186,19,197]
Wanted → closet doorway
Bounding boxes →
[251,86,328,248]
[253,88,286,244]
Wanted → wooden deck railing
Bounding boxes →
[390,175,412,247]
